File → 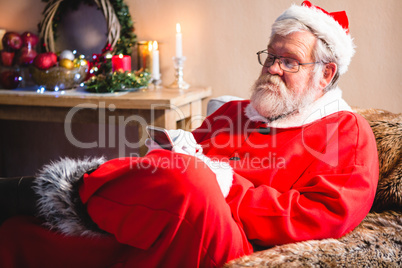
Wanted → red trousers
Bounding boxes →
[0,151,252,267]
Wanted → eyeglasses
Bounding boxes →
[257,50,320,73]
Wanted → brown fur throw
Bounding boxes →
[354,108,402,212]
[225,108,402,267]
[224,211,401,267]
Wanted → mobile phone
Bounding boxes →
[146,126,174,151]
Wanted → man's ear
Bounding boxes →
[319,62,337,89]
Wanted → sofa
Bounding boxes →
[206,97,402,267]
[1,98,400,267]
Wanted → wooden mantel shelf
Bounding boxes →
[0,86,212,156]
[0,86,212,110]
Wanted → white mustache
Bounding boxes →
[255,74,285,92]
[250,72,318,120]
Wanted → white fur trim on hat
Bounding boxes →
[273,3,355,75]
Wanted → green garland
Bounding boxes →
[39,0,136,55]
[111,0,136,55]
[85,71,151,93]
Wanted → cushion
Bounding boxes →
[206,95,244,116]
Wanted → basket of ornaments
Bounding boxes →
[0,31,88,90]
[30,50,88,91]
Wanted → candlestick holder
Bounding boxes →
[167,56,190,90]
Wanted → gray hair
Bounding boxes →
[270,19,340,91]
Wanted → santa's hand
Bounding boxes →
[145,138,162,155]
[169,129,203,156]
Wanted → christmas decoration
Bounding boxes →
[73,57,88,69]
[1,31,40,67]
[59,58,74,69]
[18,46,37,65]
[0,51,15,67]
[33,52,58,70]
[38,0,136,55]
[0,31,40,89]
[85,70,151,93]
[30,65,88,90]
[86,44,113,80]
[2,32,22,51]
[59,50,75,61]
[30,50,89,90]
[21,32,39,47]
[0,69,21,89]
[37,0,150,93]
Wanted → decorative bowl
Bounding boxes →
[30,65,88,90]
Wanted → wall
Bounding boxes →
[0,0,400,113]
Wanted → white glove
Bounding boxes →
[145,129,202,156]
[168,129,203,156]
[145,129,233,198]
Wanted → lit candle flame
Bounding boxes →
[176,23,181,33]
[153,41,158,50]
[119,54,123,58]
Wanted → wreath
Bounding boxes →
[38,0,136,55]
[38,0,151,93]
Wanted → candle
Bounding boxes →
[112,54,131,72]
[175,23,183,58]
[147,41,153,72]
[137,41,151,71]
[152,41,160,80]
[0,29,6,50]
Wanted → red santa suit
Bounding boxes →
[193,88,378,246]
[0,88,378,267]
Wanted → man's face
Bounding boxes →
[250,31,322,120]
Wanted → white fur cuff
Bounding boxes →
[196,154,234,198]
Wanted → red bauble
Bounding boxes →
[0,69,20,89]
[33,52,57,70]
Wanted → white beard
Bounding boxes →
[250,74,318,121]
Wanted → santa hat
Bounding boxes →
[273,1,355,75]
